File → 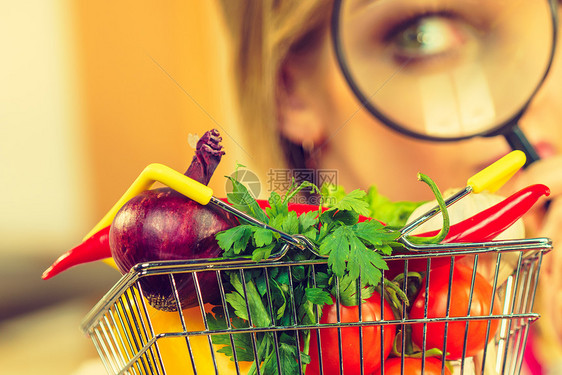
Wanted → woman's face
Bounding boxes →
[281,0,562,201]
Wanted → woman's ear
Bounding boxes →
[277,56,328,147]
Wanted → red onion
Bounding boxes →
[109,129,238,311]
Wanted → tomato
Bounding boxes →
[383,357,451,375]
[306,292,396,375]
[385,256,456,280]
[409,263,500,359]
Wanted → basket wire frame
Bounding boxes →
[82,240,550,375]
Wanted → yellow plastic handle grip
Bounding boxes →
[467,150,526,193]
[83,163,213,240]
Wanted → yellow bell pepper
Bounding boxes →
[112,291,251,375]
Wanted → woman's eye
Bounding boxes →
[386,15,473,65]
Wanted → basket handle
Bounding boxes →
[467,150,526,193]
[84,163,213,240]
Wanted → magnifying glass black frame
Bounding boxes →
[331,0,559,167]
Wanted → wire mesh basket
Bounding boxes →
[81,236,551,375]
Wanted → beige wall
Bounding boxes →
[1,0,241,257]
[74,0,242,223]
[1,0,92,255]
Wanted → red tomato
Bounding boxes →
[383,357,451,375]
[409,264,500,359]
[306,292,396,375]
[385,256,456,280]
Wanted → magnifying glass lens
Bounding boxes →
[335,0,556,140]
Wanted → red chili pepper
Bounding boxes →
[385,184,550,278]
[41,226,111,280]
[41,199,312,280]
[415,184,550,243]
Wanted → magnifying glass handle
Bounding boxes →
[502,124,540,168]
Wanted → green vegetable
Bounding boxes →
[407,173,451,245]
[321,182,426,227]
[211,174,447,374]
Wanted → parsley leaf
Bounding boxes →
[227,272,271,327]
[251,244,275,262]
[305,287,334,305]
[348,234,387,287]
[254,228,274,247]
[353,220,401,247]
[319,226,350,277]
[329,189,370,217]
[225,174,269,224]
[298,210,318,233]
[216,225,253,257]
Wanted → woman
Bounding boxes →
[218,0,562,372]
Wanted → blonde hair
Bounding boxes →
[218,1,332,181]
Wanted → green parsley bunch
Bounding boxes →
[208,170,448,374]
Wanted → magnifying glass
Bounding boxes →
[332,0,558,167]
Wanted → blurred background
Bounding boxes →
[0,1,244,373]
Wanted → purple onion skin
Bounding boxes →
[109,129,237,311]
[110,187,238,311]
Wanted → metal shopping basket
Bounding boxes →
[79,152,553,374]
[81,235,551,375]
